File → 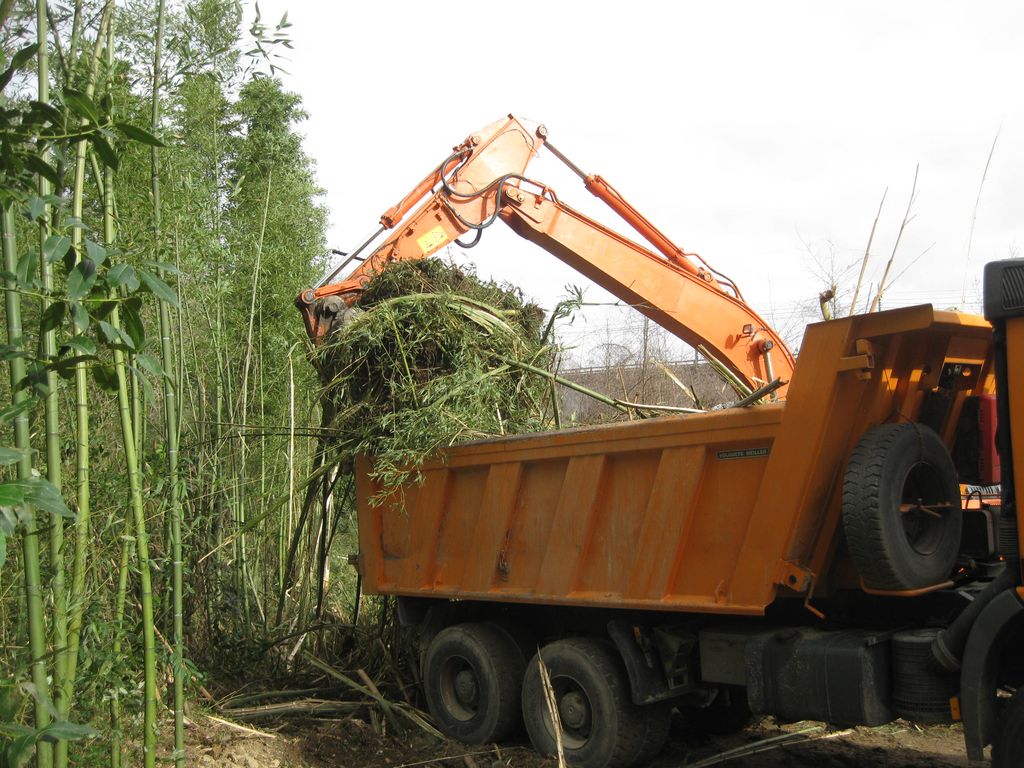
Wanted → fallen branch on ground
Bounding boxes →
[683,725,854,767]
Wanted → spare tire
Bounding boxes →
[842,422,962,590]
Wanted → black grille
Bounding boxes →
[985,260,1024,320]
[1002,265,1024,311]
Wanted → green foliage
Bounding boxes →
[319,260,554,499]
[0,51,158,209]
[2,720,98,768]
[0,679,97,767]
[1,0,328,764]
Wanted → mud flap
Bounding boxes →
[607,621,697,705]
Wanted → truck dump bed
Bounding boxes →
[357,305,994,615]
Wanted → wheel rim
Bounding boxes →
[899,461,952,556]
[545,675,593,750]
[439,655,480,721]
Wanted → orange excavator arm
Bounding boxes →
[297,114,795,396]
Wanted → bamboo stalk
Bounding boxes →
[95,15,126,768]
[110,300,159,768]
[109,516,133,768]
[219,687,326,708]
[146,2,184,764]
[656,359,702,408]
[614,399,702,414]
[502,359,629,413]
[3,206,52,768]
[537,651,567,768]
[35,7,69,768]
[683,726,825,768]
[235,171,273,632]
[696,345,752,398]
[216,701,362,722]
[303,653,443,738]
[63,4,112,730]
[731,378,785,408]
[286,344,297,594]
[91,9,159,764]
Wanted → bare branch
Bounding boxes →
[850,187,887,316]
[961,125,1001,305]
[869,165,919,312]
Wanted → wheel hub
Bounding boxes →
[454,668,479,707]
[559,690,589,730]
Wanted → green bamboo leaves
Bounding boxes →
[0,235,170,392]
[2,4,327,766]
[2,718,98,768]
[0,11,177,765]
[318,261,554,501]
[0,86,159,210]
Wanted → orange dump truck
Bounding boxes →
[299,117,1024,767]
[353,287,1024,768]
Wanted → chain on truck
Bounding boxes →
[297,115,1024,768]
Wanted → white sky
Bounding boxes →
[255,0,1023,355]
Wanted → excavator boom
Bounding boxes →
[297,115,795,396]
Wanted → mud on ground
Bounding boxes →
[185,712,976,768]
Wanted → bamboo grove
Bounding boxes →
[0,2,331,766]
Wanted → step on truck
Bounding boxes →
[298,116,1024,767]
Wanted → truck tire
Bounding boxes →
[993,690,1024,768]
[423,622,525,744]
[892,628,957,724]
[842,422,962,590]
[522,638,647,768]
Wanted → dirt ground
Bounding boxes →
[185,712,978,768]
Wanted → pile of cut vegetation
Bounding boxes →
[317,260,555,495]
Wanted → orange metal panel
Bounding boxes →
[362,407,785,613]
[674,444,770,604]
[461,463,524,589]
[431,467,488,589]
[573,451,662,595]
[623,446,707,600]
[534,456,607,597]
[358,307,995,617]
[1008,318,1024,565]
[491,459,569,593]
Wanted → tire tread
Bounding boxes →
[523,637,649,768]
[842,422,961,590]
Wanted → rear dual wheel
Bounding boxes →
[424,628,669,767]
[422,622,526,744]
[521,638,670,768]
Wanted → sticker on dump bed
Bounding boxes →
[716,447,770,460]
[416,225,448,255]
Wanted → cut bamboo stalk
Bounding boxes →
[537,650,567,768]
[697,345,753,398]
